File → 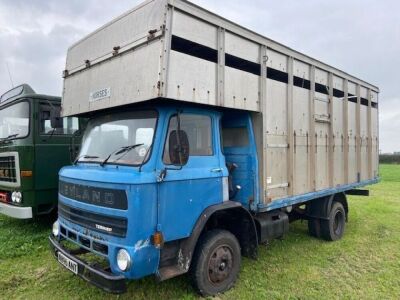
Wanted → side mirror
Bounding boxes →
[50,107,63,129]
[169,130,189,166]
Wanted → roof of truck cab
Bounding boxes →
[0,93,61,105]
[0,84,61,106]
[26,94,61,101]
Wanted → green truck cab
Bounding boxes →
[0,84,81,219]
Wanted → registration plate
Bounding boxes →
[57,252,78,275]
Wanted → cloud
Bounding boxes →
[0,0,399,152]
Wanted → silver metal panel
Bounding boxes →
[259,45,267,203]
[62,41,162,116]
[360,86,368,99]
[265,76,288,200]
[293,134,310,194]
[224,68,259,111]
[332,97,344,185]
[66,0,166,72]
[315,122,330,190]
[266,80,288,135]
[172,10,218,49]
[348,102,358,182]
[360,105,369,180]
[371,106,379,177]
[287,57,294,196]
[267,50,287,72]
[348,81,357,95]
[225,32,259,63]
[315,68,329,87]
[266,141,288,200]
[293,85,310,195]
[309,66,316,191]
[343,79,349,184]
[294,60,311,80]
[333,75,344,91]
[371,91,379,103]
[167,51,217,106]
[217,28,226,107]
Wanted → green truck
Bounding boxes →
[0,84,81,219]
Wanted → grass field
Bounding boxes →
[0,164,399,299]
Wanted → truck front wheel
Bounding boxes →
[190,229,241,296]
[320,201,346,241]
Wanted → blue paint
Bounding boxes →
[221,112,260,211]
[58,176,160,279]
[260,178,380,211]
[156,108,225,241]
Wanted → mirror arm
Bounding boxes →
[158,165,183,183]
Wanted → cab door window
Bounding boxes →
[163,114,213,165]
[39,104,79,135]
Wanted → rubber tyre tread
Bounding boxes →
[308,218,321,238]
[321,201,346,241]
[190,229,241,297]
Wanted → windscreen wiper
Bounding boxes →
[73,155,100,165]
[0,134,19,144]
[100,144,144,167]
[0,133,18,140]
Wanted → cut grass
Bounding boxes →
[0,164,399,299]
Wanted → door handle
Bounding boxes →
[157,169,167,183]
[210,168,223,173]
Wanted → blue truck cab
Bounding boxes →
[50,104,264,294]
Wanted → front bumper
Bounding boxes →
[0,202,32,219]
[49,235,127,294]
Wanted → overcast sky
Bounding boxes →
[0,0,398,152]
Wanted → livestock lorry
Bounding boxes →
[0,84,82,219]
[50,0,379,296]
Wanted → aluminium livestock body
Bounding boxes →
[51,0,379,296]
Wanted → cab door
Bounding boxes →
[34,102,80,212]
[156,111,227,242]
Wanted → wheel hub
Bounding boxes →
[208,245,233,284]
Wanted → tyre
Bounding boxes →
[190,229,241,297]
[308,218,321,238]
[320,201,346,241]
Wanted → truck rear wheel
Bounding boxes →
[320,201,346,241]
[190,229,241,296]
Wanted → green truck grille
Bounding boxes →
[0,155,17,183]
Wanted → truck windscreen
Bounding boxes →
[0,101,30,139]
[78,110,157,166]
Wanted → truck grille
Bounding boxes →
[58,202,127,238]
[0,155,17,183]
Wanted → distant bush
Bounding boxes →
[380,154,400,164]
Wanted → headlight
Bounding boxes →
[11,191,22,203]
[116,248,131,271]
[52,221,59,237]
